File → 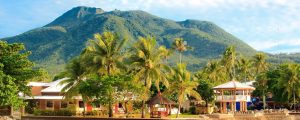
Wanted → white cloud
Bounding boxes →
[249,38,300,51]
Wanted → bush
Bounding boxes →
[189,106,196,114]
[33,109,76,116]
[85,110,101,116]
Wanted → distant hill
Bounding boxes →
[3,6,258,76]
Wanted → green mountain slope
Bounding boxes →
[3,6,257,76]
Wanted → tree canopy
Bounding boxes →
[0,41,44,107]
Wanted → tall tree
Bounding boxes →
[253,53,268,76]
[167,63,201,118]
[59,57,91,115]
[0,41,43,107]
[237,57,253,82]
[82,32,127,75]
[172,38,191,64]
[196,80,214,107]
[221,46,237,81]
[253,53,268,109]
[81,32,127,117]
[129,37,170,118]
[202,61,226,85]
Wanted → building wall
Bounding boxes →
[54,100,60,110]
[31,86,43,96]
[39,100,46,110]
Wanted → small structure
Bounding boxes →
[213,80,255,113]
[147,95,176,118]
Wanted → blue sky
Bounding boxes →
[1,0,300,54]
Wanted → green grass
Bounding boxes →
[167,113,200,118]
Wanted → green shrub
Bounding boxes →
[189,106,196,114]
[85,110,101,116]
[33,109,75,116]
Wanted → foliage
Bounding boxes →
[221,46,237,80]
[33,109,76,116]
[189,106,196,114]
[196,80,214,107]
[0,41,44,107]
[128,36,171,118]
[195,60,226,86]
[81,31,127,75]
[253,63,300,107]
[166,63,201,118]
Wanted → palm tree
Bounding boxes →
[81,32,127,117]
[237,57,253,82]
[60,57,90,116]
[221,46,237,81]
[253,53,268,75]
[253,53,268,109]
[172,38,191,64]
[82,31,127,76]
[167,63,201,118]
[129,37,171,118]
[278,64,300,111]
[200,61,226,86]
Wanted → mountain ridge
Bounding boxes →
[2,6,258,76]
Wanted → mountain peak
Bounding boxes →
[46,6,104,27]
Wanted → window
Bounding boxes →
[79,101,84,108]
[46,101,53,108]
[61,101,68,108]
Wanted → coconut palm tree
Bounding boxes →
[82,31,127,76]
[237,57,253,82]
[172,38,191,64]
[221,46,237,81]
[81,32,127,117]
[60,57,90,116]
[204,61,226,85]
[253,53,268,109]
[167,63,201,118]
[129,37,171,118]
[253,53,268,75]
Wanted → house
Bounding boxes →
[24,78,136,115]
[24,78,101,114]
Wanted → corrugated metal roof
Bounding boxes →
[24,95,82,100]
[213,80,255,90]
[41,78,69,93]
[27,82,49,86]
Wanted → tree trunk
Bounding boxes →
[107,65,111,75]
[294,88,296,111]
[176,103,181,118]
[141,100,145,118]
[124,102,128,114]
[108,101,113,117]
[263,90,266,110]
[205,100,208,107]
[83,102,86,117]
[179,52,182,64]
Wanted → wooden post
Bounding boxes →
[220,102,223,113]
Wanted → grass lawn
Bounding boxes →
[167,114,200,118]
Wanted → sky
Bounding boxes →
[0,0,300,54]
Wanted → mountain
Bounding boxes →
[2,6,257,76]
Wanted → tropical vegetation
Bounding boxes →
[2,29,300,118]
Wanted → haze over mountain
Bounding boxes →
[0,6,270,75]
